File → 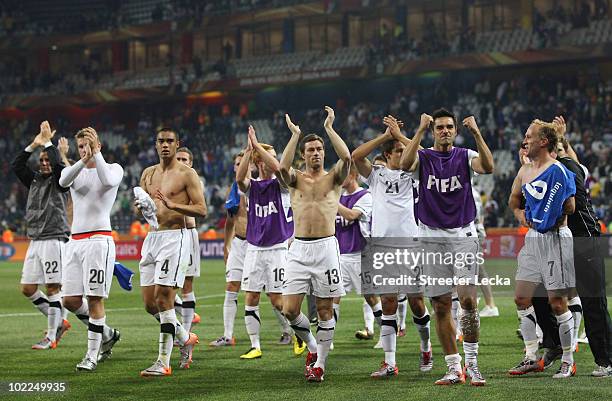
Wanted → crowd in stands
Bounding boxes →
[1,75,610,236]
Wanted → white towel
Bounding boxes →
[133,186,159,230]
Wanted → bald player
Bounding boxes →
[174,147,205,334]
[137,128,206,376]
[279,106,351,383]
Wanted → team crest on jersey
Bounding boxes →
[426,174,463,193]
[524,180,547,200]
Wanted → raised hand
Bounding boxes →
[82,141,93,162]
[58,137,69,156]
[323,106,335,129]
[40,121,56,141]
[552,115,567,137]
[82,129,100,154]
[285,114,301,136]
[418,113,434,132]
[248,125,259,147]
[462,115,480,135]
[383,115,402,138]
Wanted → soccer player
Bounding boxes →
[137,128,206,375]
[279,106,351,382]
[400,110,494,385]
[59,127,123,371]
[210,151,247,347]
[353,115,432,377]
[507,119,577,379]
[235,125,296,359]
[12,121,71,349]
[174,147,205,334]
[554,119,612,376]
[333,164,373,346]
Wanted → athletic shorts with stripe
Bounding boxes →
[62,236,115,298]
[140,229,190,288]
[282,236,346,298]
[21,239,66,285]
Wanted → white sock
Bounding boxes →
[463,341,479,365]
[75,299,90,327]
[313,318,335,370]
[28,290,49,316]
[223,291,238,339]
[174,294,183,321]
[557,311,575,364]
[290,313,317,353]
[86,316,105,361]
[381,314,397,367]
[397,296,407,330]
[445,353,462,371]
[61,299,69,320]
[363,301,374,333]
[158,309,175,367]
[518,306,539,360]
[568,297,582,349]
[47,293,62,342]
[273,306,292,335]
[181,292,196,333]
[245,305,261,349]
[372,302,383,327]
[413,308,431,352]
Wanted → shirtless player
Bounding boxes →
[279,106,351,382]
[137,128,207,376]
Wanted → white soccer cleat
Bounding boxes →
[435,366,465,385]
[209,336,236,347]
[76,357,97,372]
[179,343,194,369]
[32,337,56,350]
[552,362,576,379]
[140,360,172,377]
[464,362,486,386]
[591,365,612,377]
[98,329,121,363]
[479,306,499,317]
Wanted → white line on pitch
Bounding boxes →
[0,294,366,318]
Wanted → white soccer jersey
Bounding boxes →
[364,164,417,237]
[59,153,123,233]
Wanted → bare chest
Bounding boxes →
[146,169,185,198]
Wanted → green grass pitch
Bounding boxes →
[1,259,611,401]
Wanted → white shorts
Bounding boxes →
[226,236,247,283]
[516,227,575,291]
[417,225,480,298]
[140,229,190,288]
[283,236,345,298]
[21,239,66,285]
[242,246,287,293]
[340,253,361,294]
[62,236,115,298]
[185,228,201,277]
